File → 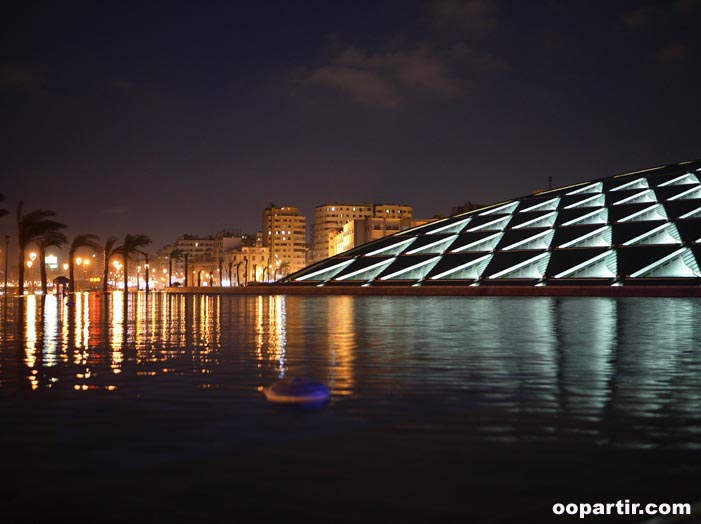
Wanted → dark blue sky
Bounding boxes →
[2,0,700,249]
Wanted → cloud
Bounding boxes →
[0,63,44,93]
[102,206,132,215]
[623,6,657,32]
[296,44,504,108]
[623,1,700,31]
[434,0,496,34]
[649,42,687,65]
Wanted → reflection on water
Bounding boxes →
[1,294,701,448]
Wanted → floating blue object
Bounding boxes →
[264,378,330,404]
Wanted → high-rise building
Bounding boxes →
[311,203,413,263]
[263,205,307,277]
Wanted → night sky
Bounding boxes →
[2,0,700,250]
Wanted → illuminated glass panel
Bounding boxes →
[612,189,657,206]
[668,186,701,201]
[450,232,503,253]
[564,193,606,209]
[629,248,700,278]
[658,172,700,187]
[430,254,493,280]
[406,235,458,255]
[562,208,608,226]
[365,237,415,256]
[512,211,557,230]
[488,252,551,279]
[567,182,603,195]
[621,223,681,246]
[335,258,394,281]
[502,229,554,251]
[558,226,611,248]
[679,206,701,219]
[610,178,649,191]
[618,204,667,222]
[466,215,511,232]
[380,256,442,280]
[554,250,617,279]
[519,197,560,213]
[479,201,518,216]
[424,217,471,235]
[295,259,354,282]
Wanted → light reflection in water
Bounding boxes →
[254,295,286,381]
[42,295,58,368]
[1,295,700,448]
[326,296,355,396]
[110,292,124,373]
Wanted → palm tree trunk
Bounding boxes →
[17,248,25,296]
[40,247,48,294]
[102,259,109,293]
[123,254,129,293]
[69,260,76,293]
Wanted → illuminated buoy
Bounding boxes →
[264,378,330,404]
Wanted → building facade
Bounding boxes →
[262,205,307,277]
[311,203,413,263]
[285,160,701,289]
[330,217,431,257]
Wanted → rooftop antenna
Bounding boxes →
[547,176,552,190]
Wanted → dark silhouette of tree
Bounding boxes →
[0,193,7,220]
[37,231,68,294]
[115,234,151,292]
[168,248,184,286]
[102,236,119,293]
[69,234,100,293]
[16,202,66,296]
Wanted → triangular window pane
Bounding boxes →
[554,250,617,278]
[295,259,354,282]
[618,204,668,222]
[558,226,611,248]
[502,230,554,250]
[479,201,518,216]
[610,178,649,192]
[657,172,700,187]
[668,186,701,201]
[489,252,551,279]
[430,254,493,280]
[613,189,657,206]
[630,248,700,278]
[406,235,458,255]
[622,223,681,246]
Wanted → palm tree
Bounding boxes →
[168,248,184,286]
[37,231,68,294]
[69,234,100,292]
[102,236,119,293]
[0,193,7,220]
[116,234,151,292]
[16,201,66,296]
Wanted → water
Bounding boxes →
[1,293,701,523]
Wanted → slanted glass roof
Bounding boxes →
[283,160,701,287]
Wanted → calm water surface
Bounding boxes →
[1,293,700,523]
